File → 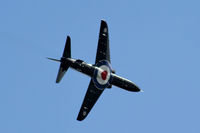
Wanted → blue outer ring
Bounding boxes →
[92,60,113,90]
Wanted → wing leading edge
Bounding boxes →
[77,80,104,121]
[95,20,110,63]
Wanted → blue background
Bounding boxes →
[0,0,199,132]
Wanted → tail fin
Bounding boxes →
[56,36,71,83]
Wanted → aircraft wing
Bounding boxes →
[77,79,104,121]
[95,20,110,64]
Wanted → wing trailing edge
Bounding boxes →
[95,20,110,63]
[77,80,104,121]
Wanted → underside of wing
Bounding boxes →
[77,79,104,121]
[95,20,110,64]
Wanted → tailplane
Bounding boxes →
[48,36,71,83]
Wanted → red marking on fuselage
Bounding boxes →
[101,71,108,80]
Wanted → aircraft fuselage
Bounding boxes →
[61,57,140,92]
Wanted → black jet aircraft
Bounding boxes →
[48,20,141,121]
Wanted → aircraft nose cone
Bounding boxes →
[134,87,141,92]
[131,83,141,92]
[126,82,141,92]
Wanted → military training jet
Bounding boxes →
[48,20,141,121]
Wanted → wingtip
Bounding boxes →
[77,114,86,121]
[67,35,70,40]
[101,19,108,26]
[77,117,84,121]
[101,19,106,23]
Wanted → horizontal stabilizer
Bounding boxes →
[63,36,71,58]
[56,36,71,83]
[56,64,69,83]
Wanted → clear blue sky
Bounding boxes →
[0,0,200,132]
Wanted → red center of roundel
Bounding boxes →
[101,71,108,80]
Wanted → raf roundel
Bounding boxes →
[92,60,113,90]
